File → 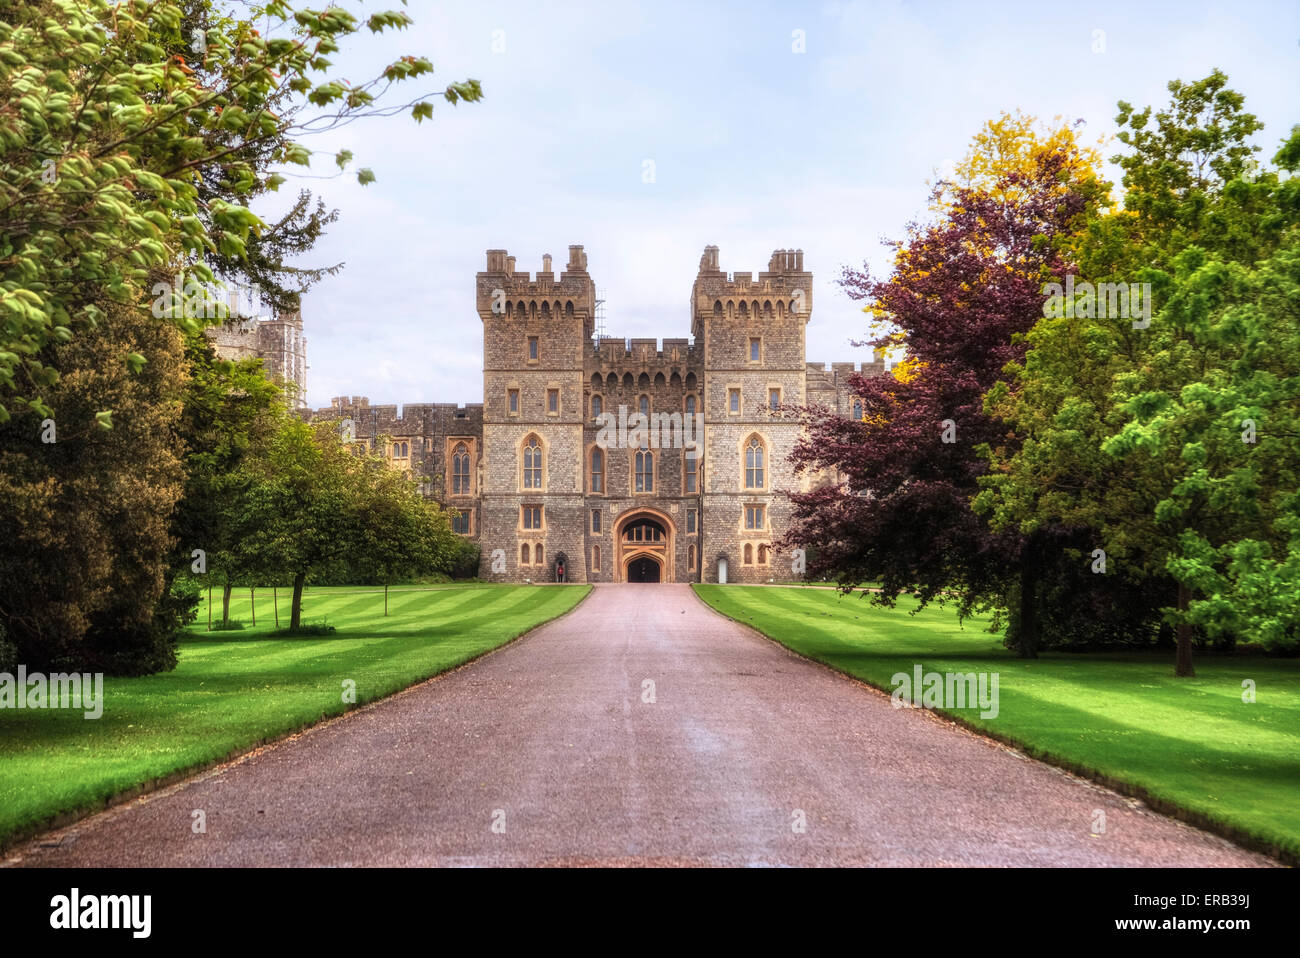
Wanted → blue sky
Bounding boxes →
[267,0,1300,409]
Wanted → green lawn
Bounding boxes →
[0,583,589,849]
[694,584,1300,862]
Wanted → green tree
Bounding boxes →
[231,420,457,630]
[0,299,187,672]
[350,446,460,611]
[979,75,1300,674]
[172,331,287,625]
[0,0,481,423]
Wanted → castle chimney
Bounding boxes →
[506,255,516,274]
[227,288,240,316]
[542,253,552,273]
[486,249,507,272]
[795,249,804,270]
[568,245,587,272]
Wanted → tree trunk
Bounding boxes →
[290,572,305,631]
[222,582,232,626]
[1175,582,1196,677]
[249,586,255,626]
[207,585,212,631]
[384,583,389,617]
[1017,553,1039,659]
[273,586,279,628]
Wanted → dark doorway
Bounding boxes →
[627,556,662,582]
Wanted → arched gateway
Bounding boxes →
[616,509,675,582]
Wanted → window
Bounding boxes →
[451,442,470,495]
[391,440,409,459]
[591,545,600,571]
[852,399,863,420]
[686,508,697,534]
[749,338,760,362]
[684,452,697,493]
[758,544,770,565]
[685,395,696,416]
[592,509,601,533]
[591,394,602,418]
[590,447,604,493]
[745,437,765,489]
[535,544,544,565]
[635,446,654,492]
[547,389,559,413]
[745,504,765,529]
[528,337,539,361]
[744,543,754,564]
[508,389,519,414]
[729,389,740,414]
[523,437,542,489]
[521,543,530,565]
[639,395,649,417]
[522,505,542,530]
[769,388,781,410]
[451,511,470,535]
[688,544,696,571]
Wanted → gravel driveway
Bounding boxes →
[5,584,1271,866]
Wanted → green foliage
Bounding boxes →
[448,538,481,580]
[0,299,187,673]
[0,0,481,422]
[980,73,1300,666]
[229,419,460,626]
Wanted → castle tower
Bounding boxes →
[691,247,812,583]
[477,246,595,581]
[257,304,308,408]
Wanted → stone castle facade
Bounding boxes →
[206,290,309,409]
[308,244,883,584]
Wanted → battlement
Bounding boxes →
[691,244,813,339]
[309,399,485,437]
[768,248,804,272]
[477,245,597,336]
[805,357,887,391]
[593,336,700,364]
[805,357,887,376]
[482,245,589,282]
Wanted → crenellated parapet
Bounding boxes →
[691,245,813,341]
[476,245,597,339]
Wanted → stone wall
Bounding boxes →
[305,243,887,583]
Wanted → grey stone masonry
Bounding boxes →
[305,244,886,581]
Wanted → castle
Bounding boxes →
[305,245,883,584]
[206,289,309,409]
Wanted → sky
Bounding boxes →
[254,0,1300,410]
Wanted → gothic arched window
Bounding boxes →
[744,436,765,489]
[523,436,542,489]
[452,442,470,495]
[635,446,654,493]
